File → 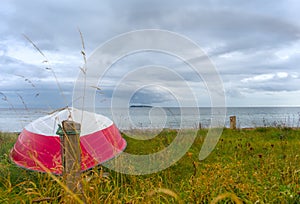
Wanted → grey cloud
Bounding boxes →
[3,1,111,51]
[131,87,176,105]
[240,73,300,92]
[110,1,300,46]
[0,55,56,82]
[1,0,300,107]
[98,85,179,107]
[225,88,245,99]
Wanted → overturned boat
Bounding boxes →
[10,107,126,174]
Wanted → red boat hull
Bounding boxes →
[10,108,126,174]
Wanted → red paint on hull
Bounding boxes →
[11,124,126,174]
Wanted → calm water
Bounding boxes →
[0,107,299,132]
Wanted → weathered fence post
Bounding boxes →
[57,120,82,195]
[198,122,202,130]
[230,116,236,129]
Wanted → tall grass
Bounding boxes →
[1,128,300,203]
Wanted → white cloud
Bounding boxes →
[241,74,275,83]
[241,72,292,83]
[276,72,289,78]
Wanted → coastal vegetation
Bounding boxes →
[0,127,299,203]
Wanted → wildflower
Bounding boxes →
[187,152,193,158]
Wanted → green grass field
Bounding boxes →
[0,127,299,203]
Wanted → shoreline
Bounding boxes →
[2,126,299,134]
[1,107,299,132]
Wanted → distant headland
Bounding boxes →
[129,104,153,108]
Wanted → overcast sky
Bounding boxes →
[1,0,300,109]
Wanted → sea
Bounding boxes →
[0,107,299,132]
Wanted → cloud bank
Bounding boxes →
[1,0,300,108]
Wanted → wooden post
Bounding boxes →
[230,116,236,129]
[198,122,202,130]
[61,120,81,194]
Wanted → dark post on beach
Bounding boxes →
[198,122,202,130]
[60,120,82,195]
[230,116,237,129]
